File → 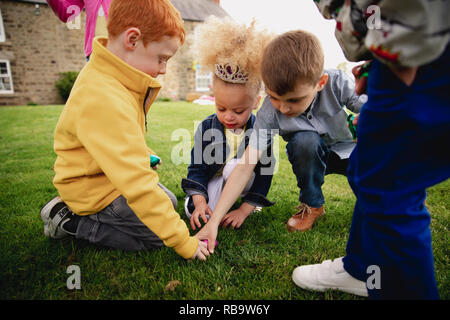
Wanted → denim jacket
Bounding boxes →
[181,113,275,207]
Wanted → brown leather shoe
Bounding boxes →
[286,203,325,232]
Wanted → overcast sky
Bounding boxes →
[220,0,357,73]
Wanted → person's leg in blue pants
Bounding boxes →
[286,131,349,208]
[286,131,328,208]
[343,47,450,299]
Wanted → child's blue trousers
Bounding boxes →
[343,48,450,299]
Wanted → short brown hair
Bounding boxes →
[107,0,185,46]
[261,30,324,95]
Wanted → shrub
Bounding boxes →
[55,71,79,102]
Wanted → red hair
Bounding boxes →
[107,0,185,45]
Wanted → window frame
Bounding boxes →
[0,59,14,94]
[195,67,213,92]
[0,8,5,42]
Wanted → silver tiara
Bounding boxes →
[214,63,249,84]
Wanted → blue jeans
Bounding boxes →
[343,48,450,299]
[286,131,349,208]
[75,183,176,251]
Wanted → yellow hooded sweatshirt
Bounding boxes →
[53,38,198,259]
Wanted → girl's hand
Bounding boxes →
[190,195,213,230]
[195,221,219,254]
[220,203,254,229]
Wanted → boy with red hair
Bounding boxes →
[40,0,209,261]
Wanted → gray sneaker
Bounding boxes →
[40,196,76,239]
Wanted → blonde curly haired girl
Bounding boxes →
[194,16,273,92]
[181,17,275,231]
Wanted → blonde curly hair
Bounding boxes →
[193,16,273,91]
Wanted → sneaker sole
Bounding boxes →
[40,196,69,239]
[184,197,192,219]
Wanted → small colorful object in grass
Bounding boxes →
[150,154,161,168]
[202,239,218,248]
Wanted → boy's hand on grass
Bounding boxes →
[190,195,213,230]
[189,236,210,261]
[220,203,254,229]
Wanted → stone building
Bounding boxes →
[0,0,227,106]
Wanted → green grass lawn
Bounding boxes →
[0,102,448,300]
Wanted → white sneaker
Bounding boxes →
[292,257,368,297]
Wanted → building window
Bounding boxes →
[0,9,5,42]
[195,66,212,92]
[0,60,14,94]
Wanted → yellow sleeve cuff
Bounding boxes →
[173,236,199,259]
